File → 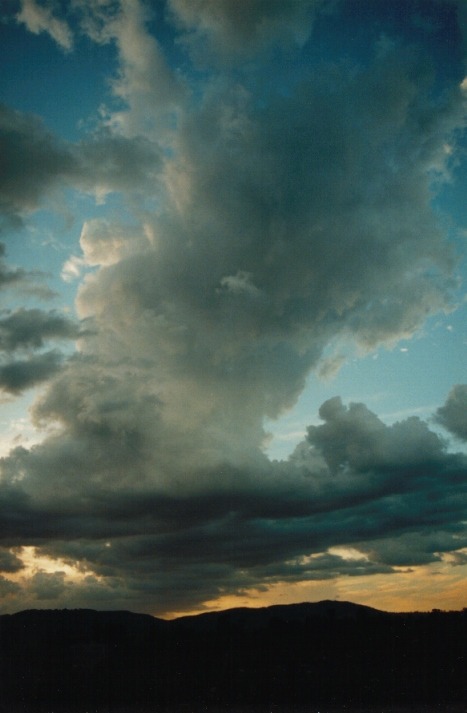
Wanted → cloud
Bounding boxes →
[16,0,73,51]
[307,397,444,475]
[29,570,66,600]
[0,244,37,289]
[1,389,466,614]
[62,215,156,282]
[2,0,466,615]
[73,0,185,138]
[0,244,56,300]
[0,104,74,223]
[168,0,323,62]
[71,40,466,471]
[0,303,83,396]
[0,548,24,573]
[0,350,63,394]
[0,576,20,599]
[79,219,153,267]
[0,105,163,225]
[0,309,80,352]
[435,384,467,441]
[75,130,163,198]
[61,255,86,283]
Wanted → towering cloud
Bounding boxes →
[0,0,466,615]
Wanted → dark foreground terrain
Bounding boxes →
[0,600,466,711]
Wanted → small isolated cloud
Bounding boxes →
[219,271,263,299]
[16,0,73,51]
[61,255,86,283]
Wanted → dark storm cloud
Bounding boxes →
[435,384,467,441]
[1,392,466,613]
[0,308,82,394]
[357,531,467,568]
[0,308,81,352]
[0,104,162,224]
[0,547,24,573]
[29,571,66,601]
[0,254,84,395]
[0,104,75,222]
[0,350,63,394]
[0,576,19,598]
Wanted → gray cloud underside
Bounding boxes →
[1,393,466,613]
[0,307,83,393]
[0,350,64,394]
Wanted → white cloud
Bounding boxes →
[16,0,73,51]
[79,218,152,267]
[98,0,185,138]
[61,255,86,282]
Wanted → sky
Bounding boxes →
[0,0,466,618]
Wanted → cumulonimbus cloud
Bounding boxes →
[0,0,466,615]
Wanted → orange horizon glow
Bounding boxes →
[162,558,467,619]
[3,546,466,619]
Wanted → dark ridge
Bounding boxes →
[171,599,385,632]
[0,600,466,711]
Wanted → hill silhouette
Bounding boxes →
[0,600,466,711]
